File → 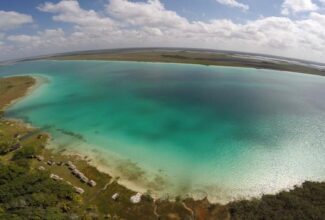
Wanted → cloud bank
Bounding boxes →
[1,0,325,62]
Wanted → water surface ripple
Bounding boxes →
[1,60,325,202]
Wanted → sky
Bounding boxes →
[1,0,325,62]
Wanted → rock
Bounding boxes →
[130,193,142,204]
[112,193,119,201]
[74,187,84,194]
[88,180,97,187]
[80,175,89,183]
[13,133,21,139]
[36,155,44,161]
[104,214,112,219]
[68,164,76,170]
[72,169,81,176]
[50,173,62,181]
[38,166,45,171]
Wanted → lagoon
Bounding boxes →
[1,60,325,202]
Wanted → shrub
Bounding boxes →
[0,163,82,219]
[0,141,11,155]
[12,145,37,161]
[229,182,325,220]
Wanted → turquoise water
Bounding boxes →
[1,60,325,202]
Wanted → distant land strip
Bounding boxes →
[43,48,325,76]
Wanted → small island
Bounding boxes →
[1,75,324,219]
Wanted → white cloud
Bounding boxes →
[1,0,325,63]
[107,0,189,29]
[281,0,319,15]
[38,0,115,32]
[216,0,249,11]
[142,27,163,36]
[7,35,39,43]
[7,29,66,52]
[0,11,33,30]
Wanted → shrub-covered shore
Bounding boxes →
[0,76,324,219]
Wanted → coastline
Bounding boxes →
[2,74,238,204]
[1,75,325,219]
[50,142,300,204]
[3,73,321,204]
[46,141,157,198]
[3,75,164,200]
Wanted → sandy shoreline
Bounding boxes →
[45,138,298,204]
[47,141,157,197]
[4,74,165,200]
[3,74,310,204]
[4,77,223,202]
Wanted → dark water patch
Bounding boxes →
[137,84,307,120]
[3,60,325,201]
[56,128,87,142]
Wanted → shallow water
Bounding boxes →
[1,60,325,202]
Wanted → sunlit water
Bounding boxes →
[1,60,325,202]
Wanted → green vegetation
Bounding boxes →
[0,139,18,155]
[0,162,82,220]
[229,181,325,220]
[0,76,85,219]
